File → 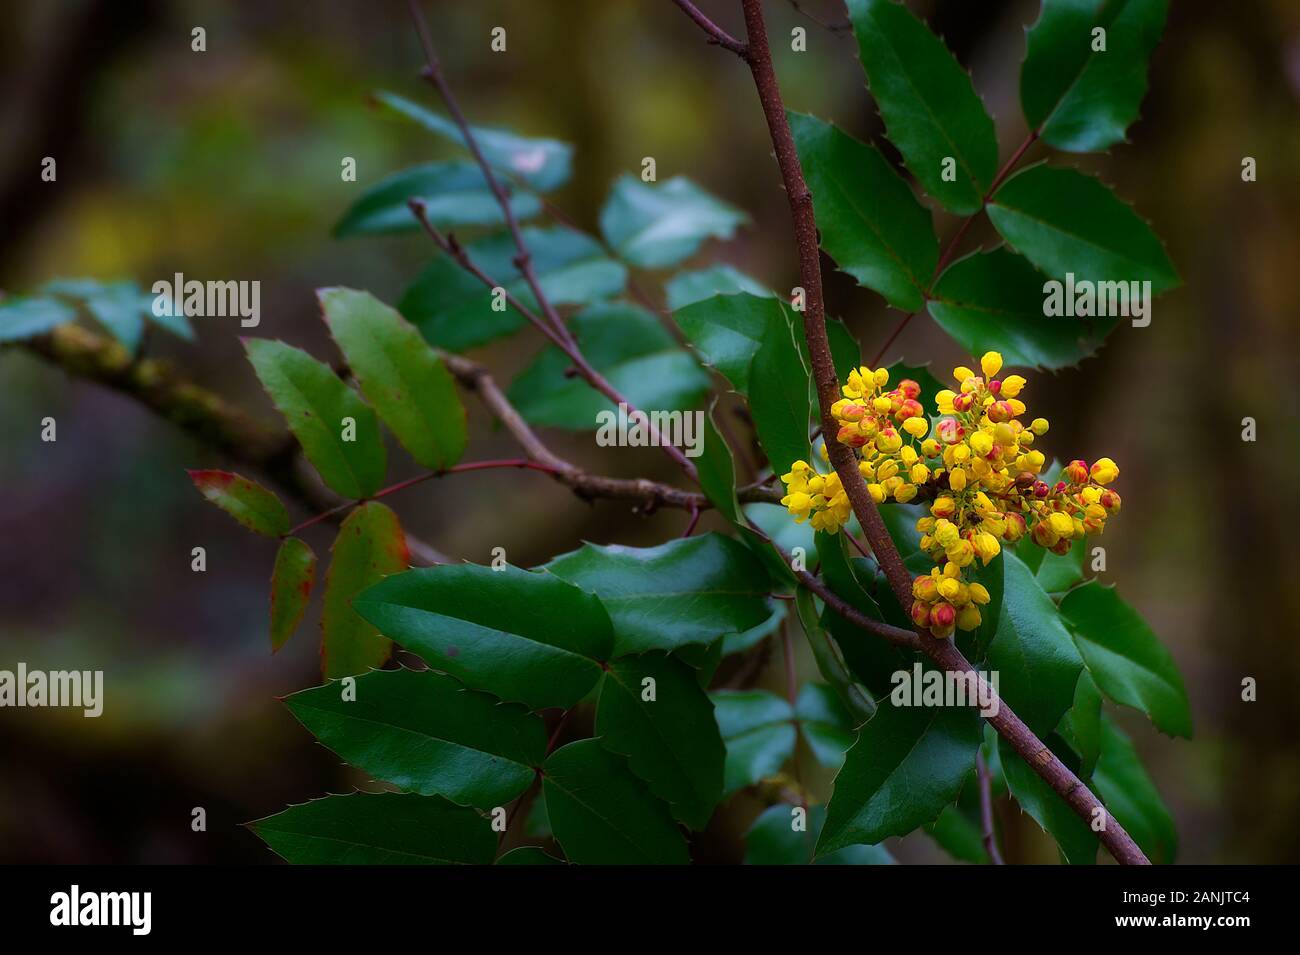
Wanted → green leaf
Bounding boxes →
[846,0,998,214]
[373,91,572,191]
[721,600,785,656]
[1022,0,1170,153]
[926,804,990,864]
[746,804,895,865]
[1057,669,1103,776]
[542,739,689,864]
[400,227,626,351]
[984,551,1084,736]
[544,534,772,656]
[928,248,1117,371]
[998,734,1097,864]
[285,668,546,809]
[0,296,76,341]
[665,266,769,311]
[696,400,742,525]
[599,175,746,269]
[244,338,386,499]
[354,563,612,709]
[496,846,564,865]
[1036,537,1087,594]
[333,161,540,236]
[1093,714,1177,863]
[250,792,494,864]
[673,292,785,395]
[596,652,725,829]
[45,278,147,351]
[795,585,879,726]
[319,287,466,469]
[508,302,709,429]
[796,683,857,770]
[320,502,408,678]
[270,537,316,652]
[187,469,290,537]
[712,689,796,797]
[789,111,936,311]
[749,307,811,472]
[987,164,1178,292]
[1059,580,1192,737]
[819,699,982,852]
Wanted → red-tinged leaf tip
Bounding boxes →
[189,468,236,489]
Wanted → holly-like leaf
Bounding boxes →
[544,534,772,657]
[599,175,746,269]
[1093,714,1177,863]
[373,91,573,191]
[188,469,290,537]
[354,563,612,709]
[508,302,709,429]
[665,265,769,311]
[796,683,857,771]
[244,338,386,499]
[673,292,787,395]
[333,161,540,237]
[542,739,689,864]
[789,111,937,312]
[988,164,1179,292]
[1036,538,1087,594]
[846,0,998,214]
[270,537,316,652]
[596,652,725,830]
[1057,669,1103,776]
[320,502,408,679]
[926,804,991,864]
[748,307,811,473]
[712,689,797,797]
[285,668,546,810]
[747,804,895,865]
[496,846,565,865]
[1022,0,1170,153]
[695,400,742,525]
[1059,580,1192,737]
[0,296,76,341]
[998,734,1097,864]
[400,226,626,351]
[249,792,495,864]
[319,287,466,470]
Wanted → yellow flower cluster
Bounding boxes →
[780,351,1122,639]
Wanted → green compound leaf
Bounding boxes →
[0,296,76,342]
[320,502,408,679]
[543,739,689,865]
[1093,714,1178,863]
[400,226,626,352]
[748,305,811,473]
[508,302,709,430]
[746,804,895,865]
[789,111,937,312]
[187,469,290,537]
[711,689,796,797]
[847,0,998,214]
[596,652,726,830]
[599,174,747,269]
[665,265,769,311]
[333,161,540,237]
[244,338,387,499]
[285,668,546,810]
[1022,0,1170,153]
[1059,579,1192,737]
[250,792,495,865]
[319,287,466,470]
[998,734,1097,864]
[544,534,772,657]
[355,563,613,709]
[987,164,1179,293]
[270,537,317,653]
[928,248,1117,371]
[374,91,573,191]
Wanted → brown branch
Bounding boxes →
[976,750,1004,865]
[669,0,749,56]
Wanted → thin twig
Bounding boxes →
[976,750,1005,865]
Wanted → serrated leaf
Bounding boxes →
[1022,0,1170,153]
[319,287,466,469]
[285,668,546,809]
[1059,580,1191,737]
[665,265,769,311]
[711,689,796,797]
[0,296,75,341]
[749,306,811,472]
[1093,714,1177,863]
[544,534,772,656]
[789,111,937,311]
[597,652,725,829]
[354,563,612,709]
[400,226,626,351]
[847,0,998,214]
[795,683,857,770]
[244,338,386,499]
[320,502,408,678]
[508,302,709,429]
[188,469,290,537]
[696,400,741,525]
[998,734,1097,864]
[374,91,572,191]
[674,292,786,395]
[926,804,990,864]
[333,161,540,236]
[721,600,785,656]
[599,175,746,269]
[988,164,1178,293]
[270,537,316,652]
[746,804,895,865]
[250,792,494,864]
[542,739,689,864]
[1057,668,1103,776]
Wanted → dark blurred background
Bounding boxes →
[1,0,1297,863]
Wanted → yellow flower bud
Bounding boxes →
[969,431,994,456]
[1048,511,1075,539]
[895,483,918,503]
[874,368,890,387]
[956,605,982,632]
[949,467,967,492]
[921,438,940,458]
[974,532,1001,565]
[1000,374,1026,398]
[903,416,929,438]
[953,366,974,383]
[935,390,956,414]
[910,463,930,484]
[1030,417,1049,436]
[980,351,1003,378]
[868,483,886,504]
[1090,457,1120,485]
[968,582,991,605]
